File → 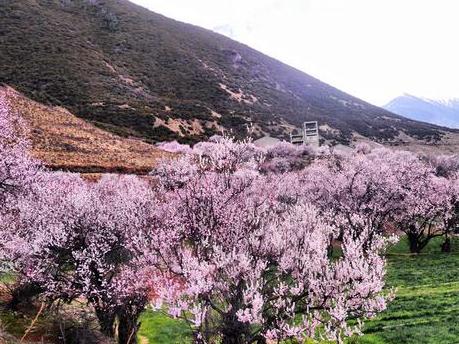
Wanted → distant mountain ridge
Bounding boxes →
[385,94,459,129]
[0,0,456,146]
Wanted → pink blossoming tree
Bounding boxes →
[0,92,42,275]
[148,138,391,343]
[8,173,155,343]
[0,92,40,208]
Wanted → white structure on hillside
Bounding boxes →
[290,121,320,147]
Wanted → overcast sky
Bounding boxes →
[131,0,459,106]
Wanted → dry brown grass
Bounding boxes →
[2,86,173,174]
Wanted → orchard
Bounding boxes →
[1,94,459,343]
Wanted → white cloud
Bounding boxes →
[131,0,459,105]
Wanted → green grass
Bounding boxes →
[138,237,459,343]
[137,310,192,344]
[353,236,459,344]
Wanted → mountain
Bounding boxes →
[385,94,459,129]
[0,0,457,146]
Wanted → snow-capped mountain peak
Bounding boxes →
[384,94,459,129]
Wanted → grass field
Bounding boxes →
[138,237,459,344]
[137,311,192,344]
[354,237,459,344]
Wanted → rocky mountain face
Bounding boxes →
[0,0,456,146]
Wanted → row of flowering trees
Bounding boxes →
[1,92,458,343]
[160,139,459,254]
[302,146,459,254]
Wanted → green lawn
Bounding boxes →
[139,237,459,343]
[353,237,459,344]
[137,310,192,344]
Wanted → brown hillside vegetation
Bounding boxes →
[1,86,172,174]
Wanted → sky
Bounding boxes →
[131,0,459,106]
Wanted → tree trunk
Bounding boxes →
[441,236,451,253]
[327,234,334,258]
[8,282,43,311]
[255,336,267,344]
[221,330,249,344]
[95,307,116,338]
[220,313,251,344]
[117,311,140,344]
[407,233,421,254]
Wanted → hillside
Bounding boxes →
[0,0,456,145]
[1,86,172,174]
[385,94,459,129]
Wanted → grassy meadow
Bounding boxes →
[353,237,459,344]
[137,237,459,344]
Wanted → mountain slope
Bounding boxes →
[0,0,456,144]
[2,86,171,174]
[385,94,459,129]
